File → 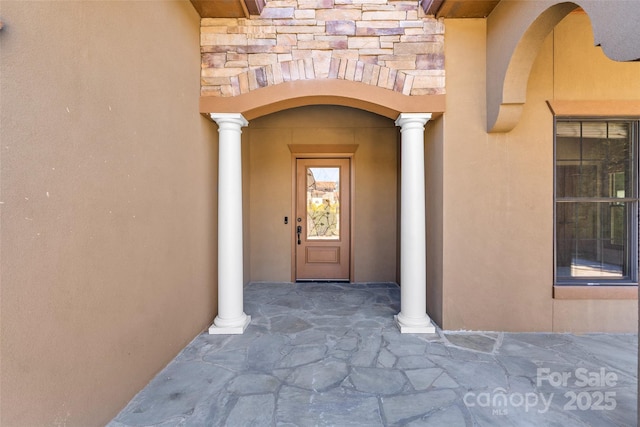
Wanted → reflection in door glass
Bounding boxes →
[307,167,340,239]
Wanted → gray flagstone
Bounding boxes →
[109,282,637,427]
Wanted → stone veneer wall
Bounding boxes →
[200,0,445,97]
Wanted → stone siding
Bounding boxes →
[200,0,445,97]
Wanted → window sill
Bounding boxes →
[553,285,638,300]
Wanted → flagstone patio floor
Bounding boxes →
[108,282,637,426]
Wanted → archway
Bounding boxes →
[200,79,444,120]
[205,85,440,335]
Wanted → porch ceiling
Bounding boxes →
[190,0,264,18]
[423,0,501,18]
[190,0,501,18]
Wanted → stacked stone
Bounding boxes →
[201,0,445,97]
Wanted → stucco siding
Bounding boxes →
[441,13,639,332]
[0,1,218,425]
[247,106,398,283]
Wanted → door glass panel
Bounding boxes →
[307,167,340,240]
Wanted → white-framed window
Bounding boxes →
[555,119,639,285]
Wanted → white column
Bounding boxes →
[395,113,436,333]
[209,113,251,334]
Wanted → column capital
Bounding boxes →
[210,113,249,128]
[395,113,432,129]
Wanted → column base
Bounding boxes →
[394,314,436,334]
[208,314,251,335]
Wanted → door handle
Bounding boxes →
[297,225,302,245]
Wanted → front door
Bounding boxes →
[295,158,351,281]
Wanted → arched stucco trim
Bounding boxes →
[487,1,578,133]
[487,0,640,133]
[579,0,640,63]
[200,79,445,121]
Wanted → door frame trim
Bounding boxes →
[289,144,358,282]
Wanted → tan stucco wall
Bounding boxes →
[243,129,252,283]
[247,106,398,283]
[549,12,639,332]
[0,2,218,426]
[440,13,639,331]
[553,12,640,98]
[425,116,444,326]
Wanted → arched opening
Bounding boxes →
[245,105,399,284]
[209,101,438,334]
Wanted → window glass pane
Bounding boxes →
[306,167,340,240]
[556,201,629,280]
[556,120,637,284]
[556,121,633,198]
[557,121,629,139]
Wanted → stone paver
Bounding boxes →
[109,282,637,427]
